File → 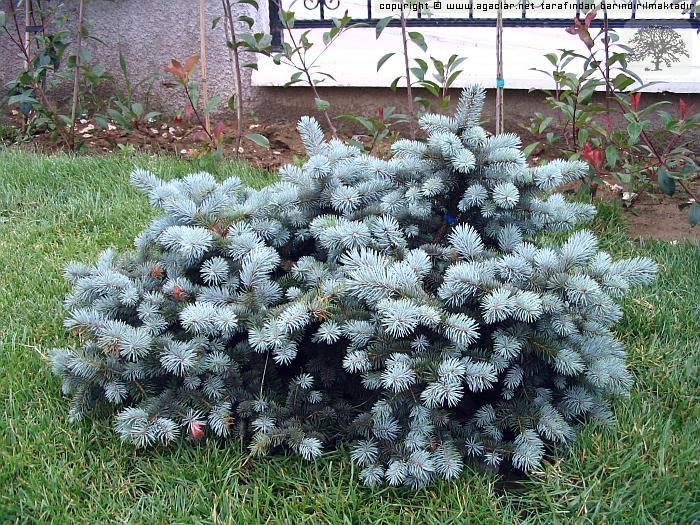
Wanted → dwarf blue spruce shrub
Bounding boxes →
[50,86,657,488]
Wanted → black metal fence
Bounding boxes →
[268,0,699,49]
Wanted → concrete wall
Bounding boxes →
[253,26,700,93]
[1,0,698,125]
[0,0,263,113]
[253,86,700,140]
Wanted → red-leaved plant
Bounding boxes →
[164,56,225,152]
[525,14,700,225]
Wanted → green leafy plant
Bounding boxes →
[0,118,18,144]
[2,2,72,143]
[50,86,657,488]
[99,100,160,135]
[163,56,225,153]
[163,55,271,159]
[1,1,109,148]
[525,10,699,223]
[375,10,467,136]
[401,51,468,116]
[338,106,409,154]
[96,50,161,133]
[525,47,640,154]
[67,0,86,150]
[271,5,354,137]
[580,94,700,224]
[221,0,271,153]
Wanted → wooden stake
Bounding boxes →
[399,6,415,139]
[69,0,86,149]
[199,0,211,135]
[223,0,244,154]
[495,1,504,134]
[23,0,32,69]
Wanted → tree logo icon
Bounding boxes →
[628,26,690,71]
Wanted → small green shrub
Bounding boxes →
[0,120,18,144]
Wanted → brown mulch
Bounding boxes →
[618,194,700,242]
[13,118,308,171]
[577,177,700,242]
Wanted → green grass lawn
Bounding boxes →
[1,149,698,524]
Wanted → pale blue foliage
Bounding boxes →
[481,288,516,324]
[459,183,488,210]
[452,148,477,173]
[512,429,545,472]
[159,340,198,376]
[298,116,326,156]
[381,356,417,393]
[298,437,323,460]
[159,226,213,263]
[435,442,464,480]
[50,85,657,488]
[455,85,486,128]
[560,230,599,267]
[448,224,484,259]
[442,313,479,347]
[419,113,458,134]
[351,439,379,466]
[492,181,520,209]
[359,465,385,486]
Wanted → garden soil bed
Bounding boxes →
[621,195,700,242]
[18,118,309,171]
[582,182,700,242]
[6,114,699,243]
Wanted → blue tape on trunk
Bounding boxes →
[496,78,505,89]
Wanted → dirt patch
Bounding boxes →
[6,116,310,171]
[623,196,700,242]
[584,181,700,242]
